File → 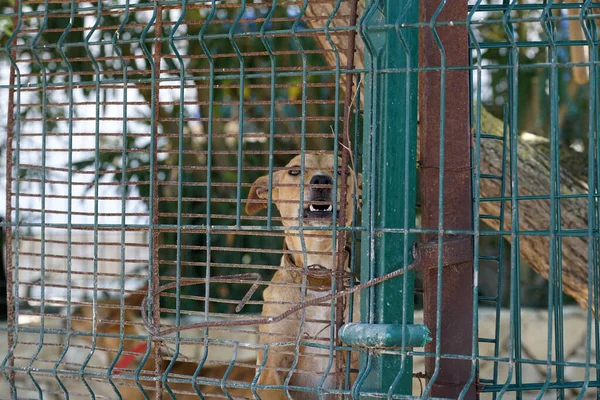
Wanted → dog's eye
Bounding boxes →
[337,169,343,175]
[289,169,301,176]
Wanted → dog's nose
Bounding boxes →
[310,174,333,186]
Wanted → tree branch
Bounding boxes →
[303,1,594,311]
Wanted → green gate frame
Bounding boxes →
[359,0,419,396]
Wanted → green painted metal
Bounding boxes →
[358,0,418,397]
[339,323,430,349]
[1,1,600,399]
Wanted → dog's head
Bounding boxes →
[245,154,361,227]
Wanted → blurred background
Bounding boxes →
[0,0,591,321]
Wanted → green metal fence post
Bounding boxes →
[358,0,419,396]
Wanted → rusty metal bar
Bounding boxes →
[152,5,165,400]
[418,1,476,398]
[334,0,360,392]
[3,0,19,392]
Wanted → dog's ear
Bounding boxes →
[246,172,281,215]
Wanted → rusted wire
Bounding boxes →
[140,244,420,338]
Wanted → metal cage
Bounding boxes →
[0,0,599,399]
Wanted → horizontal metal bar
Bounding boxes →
[480,174,503,180]
[481,380,600,393]
[481,193,599,201]
[3,3,598,27]
[469,2,600,12]
[7,221,600,238]
[479,134,505,141]
[339,323,431,349]
[10,188,598,203]
[4,24,363,52]
[4,60,600,92]
[0,362,441,399]
[479,214,501,221]
[478,256,500,261]
[0,68,367,90]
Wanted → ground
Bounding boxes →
[0,307,595,399]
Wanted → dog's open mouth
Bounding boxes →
[303,202,335,219]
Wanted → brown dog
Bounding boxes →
[246,154,361,400]
[65,293,255,399]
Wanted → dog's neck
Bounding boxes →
[283,234,340,269]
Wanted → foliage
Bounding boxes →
[1,3,347,315]
[475,5,590,148]
[1,1,588,312]
[474,4,587,307]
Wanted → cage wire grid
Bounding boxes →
[0,0,599,399]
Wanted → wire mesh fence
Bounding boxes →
[0,0,599,399]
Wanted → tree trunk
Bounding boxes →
[303,1,595,311]
[476,106,592,311]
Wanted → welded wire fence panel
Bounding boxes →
[0,0,599,400]
[0,0,366,399]
[469,1,600,399]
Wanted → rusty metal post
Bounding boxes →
[418,1,476,398]
[3,7,18,391]
[334,0,360,391]
[151,6,164,399]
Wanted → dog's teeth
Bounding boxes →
[326,205,332,212]
[309,205,317,212]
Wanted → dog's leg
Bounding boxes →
[254,275,303,400]
[255,343,295,400]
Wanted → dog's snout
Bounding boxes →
[306,172,334,217]
[310,174,333,186]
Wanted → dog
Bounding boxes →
[65,291,256,399]
[246,154,361,400]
